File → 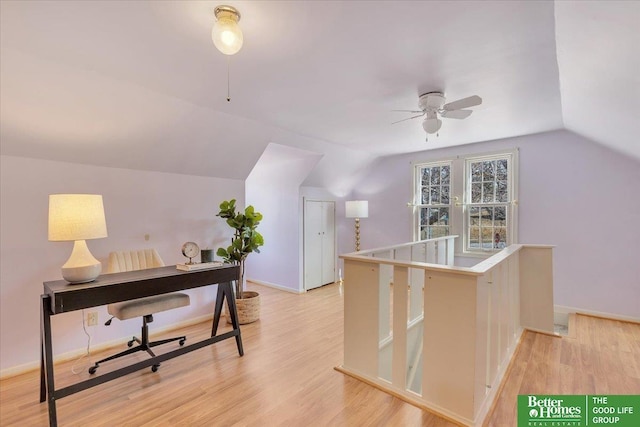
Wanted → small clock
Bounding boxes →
[181,241,200,264]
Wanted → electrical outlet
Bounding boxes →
[87,311,98,327]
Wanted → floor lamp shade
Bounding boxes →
[345,201,368,219]
[48,194,108,283]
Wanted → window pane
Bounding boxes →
[469,227,480,248]
[420,208,429,225]
[471,183,482,203]
[439,207,449,225]
[430,166,440,185]
[421,187,430,204]
[441,165,450,185]
[496,181,508,202]
[421,227,429,240]
[481,206,494,225]
[481,227,493,249]
[495,227,507,249]
[430,186,440,204]
[483,161,495,181]
[422,168,431,185]
[429,208,439,225]
[441,185,450,204]
[495,206,506,226]
[482,182,495,203]
[471,162,482,182]
[497,159,508,181]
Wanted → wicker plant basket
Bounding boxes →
[226,291,260,324]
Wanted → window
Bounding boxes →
[413,150,518,255]
[465,155,514,251]
[416,163,451,239]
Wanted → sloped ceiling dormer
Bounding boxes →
[0,1,638,189]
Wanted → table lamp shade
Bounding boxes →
[48,194,107,283]
[345,200,368,219]
[48,194,107,241]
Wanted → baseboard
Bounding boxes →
[0,313,214,380]
[554,304,640,324]
[246,278,304,294]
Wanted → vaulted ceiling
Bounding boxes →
[1,1,638,189]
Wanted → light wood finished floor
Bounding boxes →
[1,283,638,426]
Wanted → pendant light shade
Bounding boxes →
[212,5,243,55]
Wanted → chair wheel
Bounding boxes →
[127,339,135,347]
[89,365,98,375]
[151,364,160,372]
[179,338,186,346]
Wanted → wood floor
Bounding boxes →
[1,282,638,426]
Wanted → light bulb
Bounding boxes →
[212,7,243,55]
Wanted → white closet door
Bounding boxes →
[304,199,336,291]
[321,201,336,285]
[304,201,323,290]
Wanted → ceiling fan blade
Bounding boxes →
[443,95,482,111]
[441,109,472,119]
[391,114,424,124]
[391,109,423,113]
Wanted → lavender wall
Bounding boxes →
[245,144,322,292]
[0,155,244,371]
[347,130,640,318]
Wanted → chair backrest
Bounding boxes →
[107,249,165,273]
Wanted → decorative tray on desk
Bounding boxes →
[176,261,224,271]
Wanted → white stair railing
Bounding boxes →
[337,239,555,427]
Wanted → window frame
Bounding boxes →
[412,148,518,257]
[462,151,518,254]
[413,161,453,241]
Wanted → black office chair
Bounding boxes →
[89,249,190,374]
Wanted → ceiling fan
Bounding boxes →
[392,92,482,139]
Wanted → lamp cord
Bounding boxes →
[71,309,92,374]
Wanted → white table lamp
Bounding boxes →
[345,200,368,251]
[48,194,108,283]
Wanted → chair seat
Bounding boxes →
[108,293,190,321]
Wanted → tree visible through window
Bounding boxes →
[414,150,517,254]
[467,158,510,250]
[417,163,451,239]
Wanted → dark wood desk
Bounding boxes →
[40,264,243,427]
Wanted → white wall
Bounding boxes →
[0,155,244,371]
[349,130,640,318]
[245,144,322,292]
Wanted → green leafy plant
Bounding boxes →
[216,199,264,298]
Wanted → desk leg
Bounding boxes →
[41,295,58,427]
[40,296,46,403]
[211,282,243,356]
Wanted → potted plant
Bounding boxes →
[216,199,264,324]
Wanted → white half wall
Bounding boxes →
[0,155,244,371]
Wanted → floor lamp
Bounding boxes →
[345,200,368,252]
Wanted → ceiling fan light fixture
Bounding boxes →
[212,5,243,55]
[423,117,442,134]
